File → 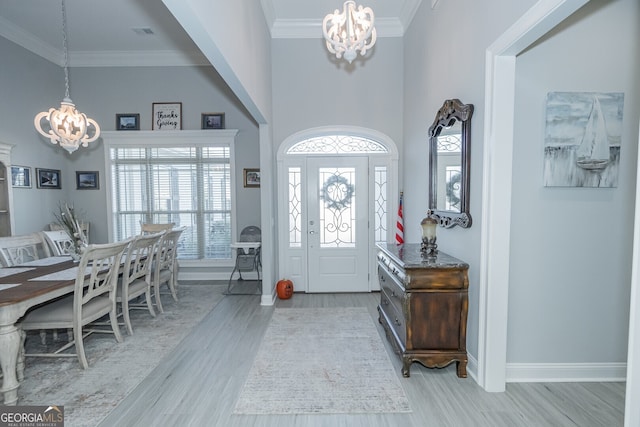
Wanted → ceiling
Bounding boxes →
[0,0,423,67]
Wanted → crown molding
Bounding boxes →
[69,50,210,67]
[0,16,62,66]
[271,17,404,39]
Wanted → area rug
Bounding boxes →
[17,284,225,427]
[233,307,411,415]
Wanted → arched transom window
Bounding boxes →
[286,135,388,155]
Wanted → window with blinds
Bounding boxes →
[110,145,232,260]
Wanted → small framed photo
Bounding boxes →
[76,171,99,190]
[152,102,182,130]
[36,168,61,189]
[11,165,31,188]
[201,113,225,129]
[116,113,140,130]
[243,168,260,188]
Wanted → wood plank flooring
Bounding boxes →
[99,281,625,427]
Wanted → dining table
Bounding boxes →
[0,256,81,405]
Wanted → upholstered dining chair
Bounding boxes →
[42,229,75,256]
[116,231,164,335]
[150,227,185,313]
[140,222,174,235]
[20,238,132,369]
[0,232,51,267]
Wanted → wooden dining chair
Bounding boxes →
[0,232,51,267]
[116,232,164,335]
[140,222,174,235]
[50,221,90,243]
[20,238,132,369]
[42,229,75,256]
[151,227,185,313]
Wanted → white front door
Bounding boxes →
[307,156,369,292]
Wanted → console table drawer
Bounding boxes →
[378,266,404,315]
[379,292,406,345]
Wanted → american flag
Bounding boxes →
[395,192,404,245]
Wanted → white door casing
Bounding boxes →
[277,126,399,293]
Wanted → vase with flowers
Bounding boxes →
[53,203,88,262]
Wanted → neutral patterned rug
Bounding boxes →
[17,284,225,427]
[233,307,412,415]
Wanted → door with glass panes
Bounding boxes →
[306,156,369,292]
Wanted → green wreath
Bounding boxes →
[321,175,354,210]
[445,172,461,210]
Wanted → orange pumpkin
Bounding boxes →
[276,279,294,299]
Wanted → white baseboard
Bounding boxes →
[467,353,479,383]
[506,362,627,382]
[178,271,260,281]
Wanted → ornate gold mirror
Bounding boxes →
[428,99,474,228]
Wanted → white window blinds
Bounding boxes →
[110,145,232,260]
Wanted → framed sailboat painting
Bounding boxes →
[543,91,624,187]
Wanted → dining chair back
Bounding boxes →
[140,222,174,235]
[21,238,132,369]
[0,232,52,267]
[117,232,164,335]
[49,221,90,243]
[151,227,185,313]
[42,229,75,256]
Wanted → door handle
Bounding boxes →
[309,230,315,234]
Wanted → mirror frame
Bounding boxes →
[428,99,474,228]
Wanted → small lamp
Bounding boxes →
[420,215,438,257]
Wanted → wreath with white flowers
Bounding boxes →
[321,175,354,210]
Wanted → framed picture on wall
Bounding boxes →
[76,171,99,190]
[36,168,61,189]
[244,168,260,188]
[152,102,182,130]
[116,113,140,130]
[11,165,31,188]
[201,112,225,129]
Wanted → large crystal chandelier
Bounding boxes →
[34,0,100,154]
[322,1,376,64]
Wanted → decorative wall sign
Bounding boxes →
[544,91,624,188]
[152,102,182,130]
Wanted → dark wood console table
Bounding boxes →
[376,243,469,378]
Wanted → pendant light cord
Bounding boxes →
[61,0,70,100]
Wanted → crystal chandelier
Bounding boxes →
[322,1,376,64]
[34,0,100,154]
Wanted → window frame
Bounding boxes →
[103,130,238,267]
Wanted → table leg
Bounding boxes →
[0,323,22,405]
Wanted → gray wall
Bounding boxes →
[271,37,404,153]
[0,37,71,233]
[403,0,537,365]
[404,0,638,369]
[0,37,260,243]
[509,0,639,363]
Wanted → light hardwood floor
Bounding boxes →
[100,281,625,427]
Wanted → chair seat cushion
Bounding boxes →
[21,294,112,330]
[117,278,148,301]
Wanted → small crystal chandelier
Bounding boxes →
[322,1,376,64]
[34,0,100,154]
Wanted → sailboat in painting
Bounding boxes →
[576,96,610,171]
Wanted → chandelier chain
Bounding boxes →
[61,0,70,99]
